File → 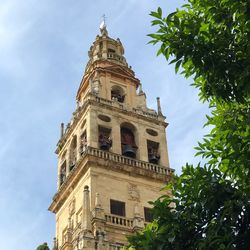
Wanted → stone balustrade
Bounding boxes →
[105,213,133,228]
[87,147,174,175]
[107,53,125,63]
[86,147,174,176]
[57,146,173,193]
[109,243,125,250]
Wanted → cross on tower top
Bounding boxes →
[100,14,108,35]
[102,14,106,26]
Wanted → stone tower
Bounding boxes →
[49,23,174,250]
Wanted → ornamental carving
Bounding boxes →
[68,198,76,216]
[128,183,140,202]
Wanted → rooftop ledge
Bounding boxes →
[56,93,167,154]
[49,147,174,213]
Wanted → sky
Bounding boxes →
[0,0,209,249]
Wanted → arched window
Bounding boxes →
[69,135,77,171]
[147,140,160,164]
[120,123,137,158]
[60,160,66,186]
[79,131,87,155]
[99,126,112,151]
[111,85,125,103]
[108,48,115,53]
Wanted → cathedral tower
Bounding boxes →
[49,23,174,250]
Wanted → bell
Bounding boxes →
[100,141,110,150]
[149,154,160,164]
[122,144,136,158]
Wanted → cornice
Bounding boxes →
[49,147,174,213]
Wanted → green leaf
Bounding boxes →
[175,60,182,73]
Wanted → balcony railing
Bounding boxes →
[105,213,133,228]
[56,146,173,194]
[107,53,125,63]
[109,243,125,250]
[86,147,173,176]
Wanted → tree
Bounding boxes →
[127,0,250,249]
[36,242,50,250]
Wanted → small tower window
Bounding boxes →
[99,42,103,50]
[110,199,125,217]
[69,135,77,171]
[79,131,87,155]
[111,85,125,103]
[147,140,160,164]
[60,160,66,186]
[108,48,116,53]
[120,124,137,158]
[144,207,153,222]
[99,126,112,151]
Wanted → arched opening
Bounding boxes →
[69,135,77,171]
[120,123,137,158]
[111,85,125,103]
[147,140,160,164]
[99,126,112,151]
[60,160,66,186]
[79,131,87,155]
[108,48,116,53]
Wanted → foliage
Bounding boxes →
[128,166,250,249]
[36,242,50,250]
[127,0,250,249]
[148,0,250,103]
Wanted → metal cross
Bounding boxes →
[102,14,106,25]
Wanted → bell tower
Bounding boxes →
[49,23,174,250]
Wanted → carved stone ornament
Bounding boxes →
[128,183,140,201]
[91,79,100,95]
[68,198,76,216]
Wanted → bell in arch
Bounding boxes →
[121,127,137,158]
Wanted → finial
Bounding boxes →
[139,84,144,95]
[100,14,108,36]
[157,97,163,116]
[60,123,64,138]
[102,14,106,26]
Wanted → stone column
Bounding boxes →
[79,186,96,249]
[77,134,82,161]
[87,110,99,148]
[137,124,148,162]
[111,118,121,155]
[92,193,108,250]
[92,193,106,236]
[82,185,92,233]
[158,128,170,167]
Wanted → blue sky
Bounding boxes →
[0,0,209,249]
